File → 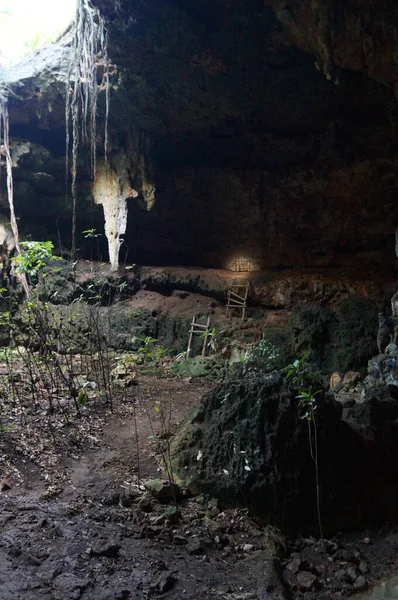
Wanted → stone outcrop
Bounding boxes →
[268,0,398,92]
[170,369,398,534]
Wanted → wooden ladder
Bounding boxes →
[186,316,211,358]
[226,280,249,321]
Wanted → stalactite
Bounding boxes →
[92,162,138,272]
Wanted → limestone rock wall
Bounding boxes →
[2,0,398,279]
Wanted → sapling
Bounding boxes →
[285,356,327,578]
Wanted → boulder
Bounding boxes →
[144,479,180,503]
[343,371,360,388]
[171,370,398,534]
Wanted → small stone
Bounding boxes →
[0,477,12,491]
[165,506,181,524]
[286,558,302,573]
[363,537,371,544]
[173,535,188,545]
[354,575,367,590]
[187,537,203,555]
[343,371,360,387]
[120,492,138,507]
[146,526,163,538]
[150,571,177,594]
[151,514,166,526]
[102,492,120,506]
[158,528,172,542]
[330,372,342,389]
[282,568,296,587]
[144,479,180,503]
[137,497,153,513]
[91,542,120,558]
[242,544,254,553]
[296,571,317,590]
[207,497,220,510]
[215,534,229,547]
[346,567,357,582]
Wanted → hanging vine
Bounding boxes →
[65,0,110,260]
[0,90,30,298]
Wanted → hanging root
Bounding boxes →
[0,91,30,297]
[65,0,110,260]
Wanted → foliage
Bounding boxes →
[238,336,282,374]
[283,353,317,392]
[199,326,217,353]
[296,389,321,421]
[115,352,138,368]
[285,354,325,558]
[83,228,102,239]
[135,336,169,367]
[250,336,280,370]
[12,240,60,278]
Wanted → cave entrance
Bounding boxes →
[0,0,76,67]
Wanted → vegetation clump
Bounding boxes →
[12,240,60,280]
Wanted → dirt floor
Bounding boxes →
[1,365,398,600]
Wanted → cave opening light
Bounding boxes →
[0,0,76,67]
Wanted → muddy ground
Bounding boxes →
[1,369,398,600]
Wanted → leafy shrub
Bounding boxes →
[12,241,60,279]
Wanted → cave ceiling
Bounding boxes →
[2,0,398,273]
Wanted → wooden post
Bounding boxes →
[186,316,195,358]
[226,280,249,321]
[201,316,210,356]
[186,316,211,358]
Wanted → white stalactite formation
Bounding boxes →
[92,162,137,272]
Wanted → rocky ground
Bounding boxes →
[0,260,395,599]
[1,363,398,600]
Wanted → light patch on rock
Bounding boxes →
[0,214,15,264]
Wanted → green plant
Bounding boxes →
[12,240,60,278]
[136,336,158,360]
[134,336,169,374]
[135,336,168,362]
[115,352,138,367]
[142,394,176,502]
[296,389,320,421]
[285,355,326,577]
[297,386,325,575]
[200,326,217,353]
[0,346,12,362]
[82,228,101,239]
[250,336,280,370]
[283,353,314,390]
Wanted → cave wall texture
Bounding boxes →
[2,0,398,275]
